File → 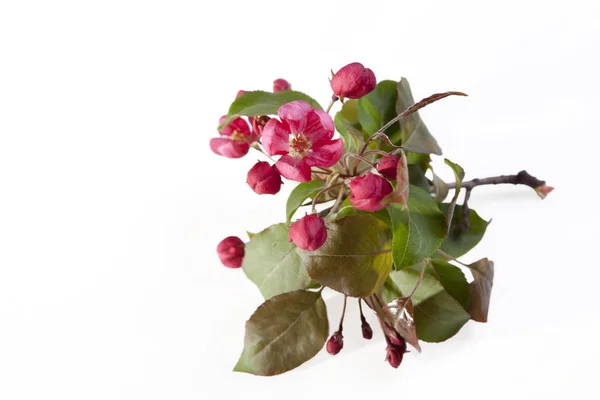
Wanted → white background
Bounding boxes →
[1,1,599,399]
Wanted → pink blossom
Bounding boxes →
[349,172,394,212]
[288,214,327,251]
[376,154,400,180]
[210,116,255,159]
[273,79,291,92]
[262,101,343,182]
[246,161,282,195]
[217,236,245,268]
[330,62,376,99]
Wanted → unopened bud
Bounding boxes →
[326,331,344,355]
[361,319,373,340]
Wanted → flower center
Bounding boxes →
[231,130,247,143]
[289,134,311,157]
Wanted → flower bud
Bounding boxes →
[330,62,376,99]
[246,161,283,195]
[349,172,394,212]
[361,319,373,340]
[385,344,404,369]
[288,214,327,251]
[376,154,400,181]
[235,90,246,99]
[326,331,344,355]
[250,115,271,139]
[216,236,245,268]
[273,78,291,92]
[535,183,554,199]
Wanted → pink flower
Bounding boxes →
[349,172,394,212]
[326,331,344,355]
[262,101,344,182]
[288,214,327,251]
[246,161,282,195]
[376,154,400,180]
[210,116,256,159]
[273,78,291,92]
[217,236,245,268]
[330,62,376,100]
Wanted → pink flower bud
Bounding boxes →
[246,161,283,195]
[349,172,394,212]
[385,345,404,369]
[288,214,327,251]
[250,115,271,139]
[330,62,376,99]
[361,319,373,340]
[326,331,344,355]
[535,184,554,199]
[273,79,291,92]
[216,236,245,268]
[376,154,400,181]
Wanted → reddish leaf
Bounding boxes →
[467,258,494,322]
[382,149,409,208]
[383,297,421,352]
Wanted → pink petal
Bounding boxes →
[275,155,312,182]
[261,119,291,156]
[278,101,313,133]
[302,109,335,146]
[304,138,344,168]
[219,116,251,137]
[210,138,250,158]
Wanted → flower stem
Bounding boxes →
[311,181,344,213]
[406,259,429,301]
[338,295,348,331]
[325,95,339,114]
[251,143,275,162]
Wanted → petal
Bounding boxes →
[261,119,290,156]
[210,138,249,158]
[275,155,312,182]
[302,109,335,146]
[219,117,251,136]
[304,138,344,168]
[278,101,313,133]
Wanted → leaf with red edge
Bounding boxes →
[382,149,409,208]
[383,297,421,352]
[466,258,494,322]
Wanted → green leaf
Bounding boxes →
[407,164,430,191]
[432,171,449,203]
[286,181,327,222]
[430,260,470,308]
[414,290,470,342]
[299,214,393,297]
[234,290,328,376]
[242,223,311,299]
[466,258,494,322]
[440,204,490,258]
[388,185,447,269]
[221,90,322,127]
[382,266,445,306]
[334,100,363,153]
[333,197,391,227]
[357,80,400,139]
[396,78,442,155]
[406,152,431,170]
[443,158,465,231]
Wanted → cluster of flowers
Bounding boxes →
[211,63,406,368]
